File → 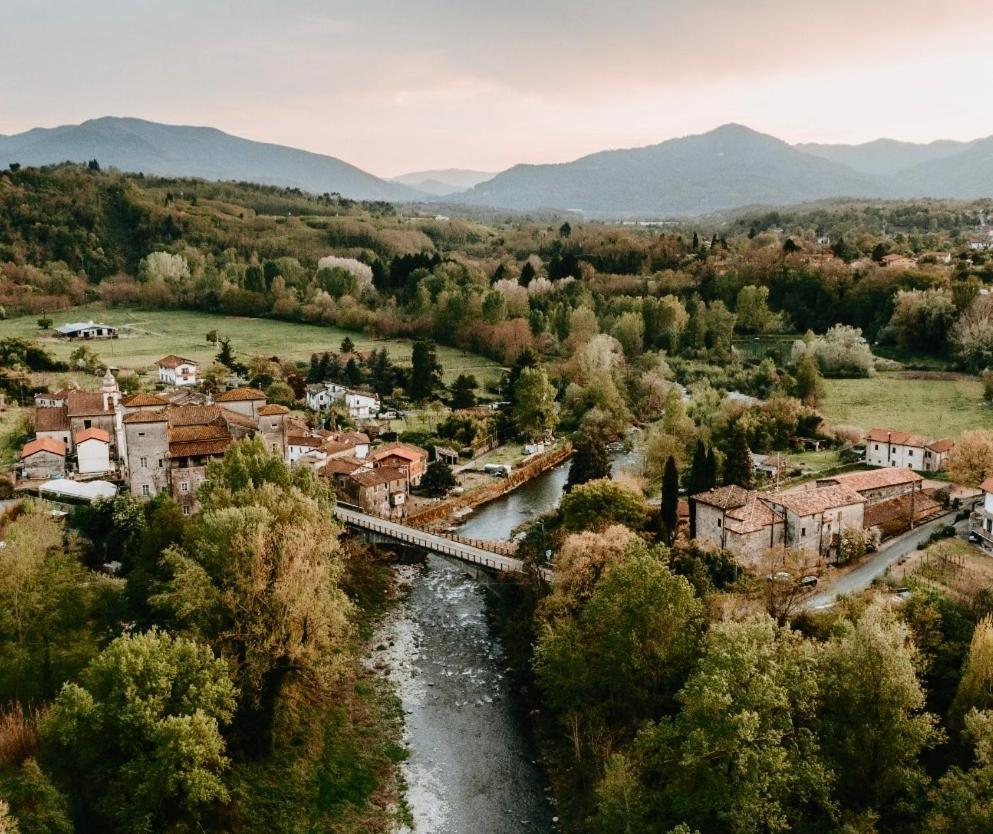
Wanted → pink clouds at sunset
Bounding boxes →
[2,0,992,174]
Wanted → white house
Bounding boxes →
[157,355,199,387]
[345,390,380,420]
[75,427,112,474]
[865,429,953,473]
[305,382,348,411]
[971,478,993,550]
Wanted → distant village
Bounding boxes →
[15,343,441,519]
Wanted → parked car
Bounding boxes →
[798,575,818,588]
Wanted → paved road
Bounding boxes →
[805,510,967,609]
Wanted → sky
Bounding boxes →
[3,0,993,177]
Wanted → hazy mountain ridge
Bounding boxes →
[390,168,496,195]
[0,116,422,202]
[3,117,993,216]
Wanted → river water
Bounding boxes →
[370,444,642,833]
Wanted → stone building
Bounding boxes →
[371,442,428,486]
[215,387,268,421]
[338,466,409,519]
[19,438,67,480]
[692,486,785,569]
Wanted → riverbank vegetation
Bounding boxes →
[0,440,407,833]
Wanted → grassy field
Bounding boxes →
[821,373,993,439]
[0,306,503,387]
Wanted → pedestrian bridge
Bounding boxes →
[334,504,550,579]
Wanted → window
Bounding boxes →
[180,482,189,493]
[908,450,914,457]
[874,444,879,450]
[84,419,92,429]
[138,431,145,437]
[717,518,722,528]
[182,506,191,516]
[801,527,807,537]
[142,484,150,497]
[139,456,148,468]
[158,459,163,468]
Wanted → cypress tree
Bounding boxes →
[661,455,680,545]
[705,447,718,489]
[723,427,754,489]
[688,439,708,496]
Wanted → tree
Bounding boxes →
[792,325,875,378]
[889,288,957,353]
[408,340,443,401]
[686,440,709,496]
[42,630,236,833]
[723,427,754,488]
[450,373,478,409]
[634,618,832,834]
[513,366,558,440]
[422,459,456,497]
[793,351,824,407]
[340,336,354,354]
[948,430,993,486]
[705,446,718,489]
[152,439,352,750]
[927,709,993,833]
[950,616,993,729]
[561,479,648,532]
[661,456,680,545]
[216,336,235,368]
[952,295,993,371]
[735,285,779,334]
[36,316,52,330]
[818,604,942,815]
[565,427,611,491]
[559,221,572,238]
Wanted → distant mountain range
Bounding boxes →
[0,116,421,202]
[3,117,993,216]
[390,168,496,195]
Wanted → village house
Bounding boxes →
[214,387,268,421]
[761,483,866,559]
[338,466,408,519]
[865,428,953,472]
[371,441,428,485]
[971,478,993,551]
[74,427,112,475]
[691,486,785,569]
[55,321,118,340]
[819,468,936,536]
[305,382,347,411]
[817,467,924,505]
[123,396,284,512]
[344,389,380,420]
[33,371,122,457]
[19,437,67,480]
[880,253,917,269]
[156,355,199,387]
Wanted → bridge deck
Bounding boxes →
[334,505,549,579]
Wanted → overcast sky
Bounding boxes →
[3,0,993,176]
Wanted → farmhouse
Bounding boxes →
[344,389,380,420]
[817,468,924,505]
[55,321,118,340]
[157,355,199,387]
[19,437,67,480]
[691,486,785,568]
[971,478,993,551]
[214,387,268,420]
[762,483,865,558]
[865,428,953,472]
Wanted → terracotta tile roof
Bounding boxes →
[66,390,109,417]
[21,437,67,458]
[124,409,169,424]
[981,478,993,494]
[820,468,923,493]
[219,409,259,431]
[157,354,198,368]
[350,466,407,488]
[216,387,266,402]
[258,404,290,416]
[169,424,228,443]
[166,405,224,427]
[372,442,428,462]
[866,428,930,448]
[335,431,369,445]
[168,438,231,458]
[864,493,942,529]
[767,483,865,516]
[724,493,784,534]
[324,456,367,476]
[927,439,954,453]
[288,435,323,448]
[123,392,169,407]
[74,427,110,444]
[35,406,70,432]
[692,484,753,510]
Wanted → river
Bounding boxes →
[369,443,642,833]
